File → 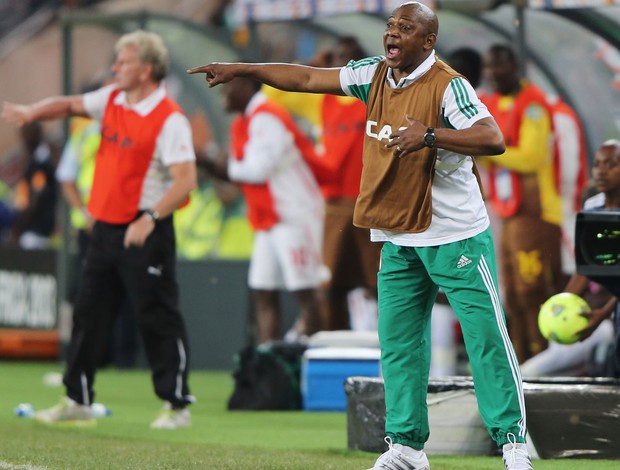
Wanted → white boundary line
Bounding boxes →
[0,461,51,470]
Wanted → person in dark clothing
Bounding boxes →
[10,121,58,249]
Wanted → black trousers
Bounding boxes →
[63,217,192,407]
[75,229,140,369]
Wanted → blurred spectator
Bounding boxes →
[446,47,482,89]
[521,140,620,377]
[309,37,382,332]
[10,121,59,249]
[55,114,98,247]
[480,44,564,363]
[204,76,324,344]
[547,95,589,275]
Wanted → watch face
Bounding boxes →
[424,132,436,147]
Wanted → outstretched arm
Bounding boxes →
[187,62,345,96]
[2,95,87,127]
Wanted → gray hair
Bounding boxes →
[115,30,169,82]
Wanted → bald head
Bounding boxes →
[600,139,620,155]
[396,2,438,36]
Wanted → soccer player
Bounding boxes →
[188,2,533,469]
[200,75,325,344]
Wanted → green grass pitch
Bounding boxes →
[0,361,617,469]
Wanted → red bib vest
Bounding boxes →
[317,94,366,199]
[230,100,318,230]
[88,89,181,224]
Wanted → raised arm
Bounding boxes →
[2,95,87,127]
[187,62,345,96]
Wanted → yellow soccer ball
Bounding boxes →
[538,292,591,345]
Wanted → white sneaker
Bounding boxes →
[35,397,96,427]
[150,402,191,429]
[367,437,430,470]
[503,433,534,470]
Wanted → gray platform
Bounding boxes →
[345,376,495,455]
[345,376,620,459]
[524,377,620,459]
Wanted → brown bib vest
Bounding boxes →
[353,59,471,233]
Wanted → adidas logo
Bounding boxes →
[456,255,472,269]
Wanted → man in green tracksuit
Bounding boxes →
[188,2,532,469]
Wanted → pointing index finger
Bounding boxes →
[186,64,210,74]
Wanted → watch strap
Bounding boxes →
[424,127,436,148]
[144,209,160,222]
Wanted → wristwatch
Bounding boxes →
[423,127,436,148]
[144,209,160,223]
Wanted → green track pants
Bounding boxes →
[377,228,527,450]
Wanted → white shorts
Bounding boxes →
[248,217,324,291]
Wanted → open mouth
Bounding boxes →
[387,45,401,60]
